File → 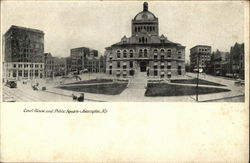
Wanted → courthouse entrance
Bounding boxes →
[139,61,148,72]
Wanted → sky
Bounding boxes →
[1,1,245,62]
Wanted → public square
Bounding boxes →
[3,72,245,102]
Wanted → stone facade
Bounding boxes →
[105,2,185,79]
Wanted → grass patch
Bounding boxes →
[63,79,113,85]
[145,83,230,97]
[171,78,225,86]
[57,83,127,95]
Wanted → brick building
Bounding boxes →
[190,45,211,72]
[3,25,45,80]
[70,47,104,74]
[105,2,185,79]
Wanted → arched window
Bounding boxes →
[139,38,141,43]
[150,26,152,31]
[142,37,144,43]
[147,26,149,31]
[154,49,158,59]
[135,27,137,32]
[129,50,133,58]
[139,49,143,58]
[167,49,171,58]
[123,50,127,58]
[153,26,155,31]
[144,49,148,57]
[145,38,148,43]
[160,49,165,59]
[117,50,121,58]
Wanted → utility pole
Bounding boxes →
[196,53,199,102]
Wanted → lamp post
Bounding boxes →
[196,53,199,102]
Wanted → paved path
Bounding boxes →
[2,73,245,102]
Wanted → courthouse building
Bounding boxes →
[105,2,186,78]
[3,25,45,80]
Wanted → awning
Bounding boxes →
[161,63,165,66]
[123,62,127,65]
[161,71,164,74]
[116,71,120,74]
[167,62,171,66]
[109,63,112,66]
[154,62,158,66]
[167,71,171,75]
[178,63,182,66]
[123,71,127,74]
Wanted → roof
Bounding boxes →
[133,2,157,21]
[5,25,44,36]
[190,45,211,50]
[134,11,157,21]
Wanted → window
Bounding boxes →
[13,64,16,68]
[144,49,148,57]
[18,70,22,77]
[129,50,133,58]
[154,70,158,76]
[123,50,127,58]
[154,53,158,59]
[139,49,143,57]
[35,70,39,77]
[117,62,120,68]
[24,70,28,77]
[160,63,164,69]
[130,61,133,68]
[167,49,171,58]
[30,70,33,77]
[135,27,137,32]
[13,70,17,77]
[117,50,121,58]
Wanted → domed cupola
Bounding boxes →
[131,2,159,37]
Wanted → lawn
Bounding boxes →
[145,83,230,97]
[57,83,128,95]
[63,79,113,85]
[171,78,225,86]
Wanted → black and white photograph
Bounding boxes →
[0,1,249,162]
[1,1,247,102]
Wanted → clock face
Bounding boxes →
[142,13,148,19]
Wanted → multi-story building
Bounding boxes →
[53,57,67,76]
[3,25,45,80]
[70,47,104,74]
[65,57,72,74]
[213,50,230,76]
[105,2,185,79]
[229,43,244,79]
[44,53,54,78]
[70,47,90,73]
[190,45,211,72]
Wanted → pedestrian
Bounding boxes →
[77,93,84,102]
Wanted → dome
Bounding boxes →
[134,11,157,21]
[133,2,157,21]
